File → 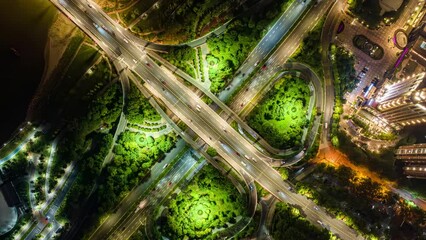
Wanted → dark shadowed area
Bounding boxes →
[0,0,56,143]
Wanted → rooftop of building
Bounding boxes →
[398,143,426,149]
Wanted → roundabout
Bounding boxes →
[393,29,408,50]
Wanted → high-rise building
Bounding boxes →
[376,72,425,103]
[396,143,426,179]
[376,88,426,126]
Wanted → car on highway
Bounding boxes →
[277,190,287,198]
[163,163,169,169]
[337,21,344,34]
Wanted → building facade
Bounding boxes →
[376,72,425,103]
[376,88,426,126]
[396,143,426,179]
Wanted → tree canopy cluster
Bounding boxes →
[62,132,113,217]
[47,55,119,182]
[2,151,28,174]
[330,45,356,144]
[296,163,426,239]
[159,165,248,239]
[98,131,176,212]
[206,146,218,157]
[127,0,248,44]
[292,18,324,76]
[56,83,122,170]
[55,83,122,218]
[348,0,407,28]
[247,75,311,149]
[125,84,161,124]
[348,0,382,28]
[332,46,357,100]
[206,0,292,94]
[271,202,331,240]
[160,47,197,78]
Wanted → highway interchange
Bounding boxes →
[43,0,362,239]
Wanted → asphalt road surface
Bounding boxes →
[51,0,362,238]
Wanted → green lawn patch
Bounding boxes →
[158,164,248,239]
[65,58,114,109]
[65,44,100,82]
[44,41,109,122]
[247,75,311,149]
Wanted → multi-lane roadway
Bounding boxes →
[223,0,336,155]
[50,0,361,238]
[218,0,312,101]
[110,158,202,240]
[320,0,344,146]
